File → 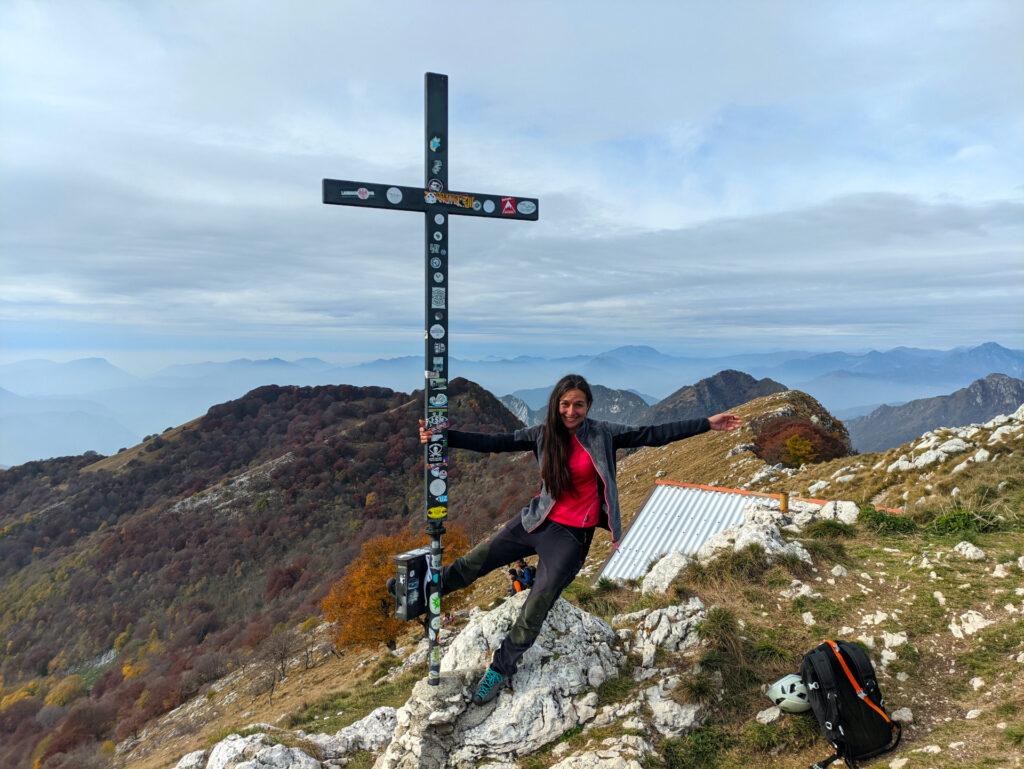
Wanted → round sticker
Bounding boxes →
[483,199,496,214]
[387,187,402,204]
[356,187,370,200]
[434,213,445,225]
[429,479,446,496]
[425,192,437,204]
[428,179,443,192]
[430,257,441,268]
[433,231,443,241]
[516,200,537,215]
[433,271,444,283]
[429,324,445,339]
[472,200,482,211]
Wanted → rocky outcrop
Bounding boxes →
[374,594,622,768]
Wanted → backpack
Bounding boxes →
[799,639,901,769]
[521,565,535,587]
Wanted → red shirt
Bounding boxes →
[546,434,600,528]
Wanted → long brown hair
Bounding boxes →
[541,374,593,500]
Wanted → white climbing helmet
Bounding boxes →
[766,673,811,713]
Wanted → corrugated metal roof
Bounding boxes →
[598,481,781,582]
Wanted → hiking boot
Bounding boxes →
[471,666,507,705]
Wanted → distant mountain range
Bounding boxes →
[1,342,1021,465]
[845,373,1024,452]
[500,371,786,428]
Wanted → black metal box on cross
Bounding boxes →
[322,72,539,683]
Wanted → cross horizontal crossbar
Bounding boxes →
[322,178,539,220]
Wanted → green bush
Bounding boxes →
[802,519,854,539]
[683,544,772,585]
[675,670,718,705]
[661,727,735,769]
[741,721,781,752]
[801,538,848,564]
[859,505,916,534]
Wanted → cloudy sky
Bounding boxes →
[2,1,1022,374]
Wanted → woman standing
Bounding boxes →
[420,374,742,705]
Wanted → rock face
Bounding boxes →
[299,707,397,759]
[374,594,621,768]
[846,373,1024,453]
[633,597,706,667]
[642,551,692,594]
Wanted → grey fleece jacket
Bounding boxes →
[448,416,710,545]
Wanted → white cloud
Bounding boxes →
[1,0,1022,365]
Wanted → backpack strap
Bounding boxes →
[809,753,841,769]
[825,640,893,725]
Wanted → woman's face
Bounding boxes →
[558,388,590,432]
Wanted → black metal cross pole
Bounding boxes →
[322,72,539,685]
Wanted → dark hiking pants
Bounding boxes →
[442,515,594,677]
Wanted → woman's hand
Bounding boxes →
[708,412,742,431]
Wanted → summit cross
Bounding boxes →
[322,72,539,685]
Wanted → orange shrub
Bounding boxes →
[321,525,470,650]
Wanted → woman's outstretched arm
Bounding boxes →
[609,412,742,449]
[419,419,538,454]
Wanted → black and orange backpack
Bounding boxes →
[800,639,902,768]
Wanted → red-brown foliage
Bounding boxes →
[752,416,851,468]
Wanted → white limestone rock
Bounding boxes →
[636,597,706,667]
[696,519,811,566]
[233,743,320,769]
[985,414,1011,429]
[913,449,945,469]
[881,631,907,649]
[780,580,821,600]
[207,734,273,769]
[936,438,969,455]
[831,564,848,578]
[892,707,913,724]
[375,594,621,768]
[953,541,985,561]
[819,500,859,525]
[949,610,994,639]
[612,609,652,626]
[644,677,704,737]
[642,551,692,595]
[808,480,830,495]
[756,706,782,724]
[989,425,1016,443]
[886,456,914,473]
[992,563,1010,578]
[299,706,396,759]
[174,750,209,769]
[973,448,991,463]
